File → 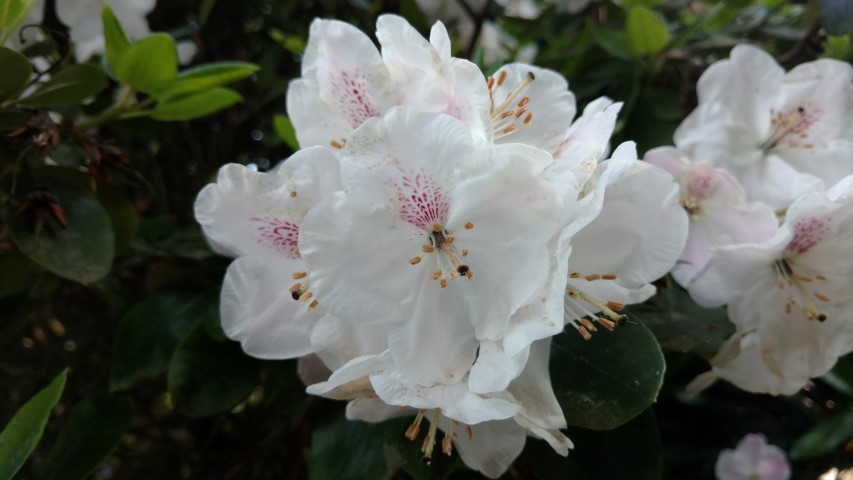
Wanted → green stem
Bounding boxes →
[75,86,138,131]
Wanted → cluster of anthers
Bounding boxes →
[409,223,475,289]
[565,272,629,340]
[760,106,818,151]
[773,259,829,322]
[289,271,319,310]
[488,70,536,140]
[405,409,472,463]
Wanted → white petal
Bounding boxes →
[438,417,526,479]
[468,341,530,394]
[345,397,411,423]
[554,98,622,186]
[507,338,567,433]
[310,314,388,371]
[221,256,321,359]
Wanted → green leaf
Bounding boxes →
[273,114,299,151]
[114,33,178,94]
[168,324,259,417]
[551,320,665,430]
[96,186,138,252]
[0,46,30,101]
[17,64,108,108]
[790,410,853,460]
[158,61,258,100]
[819,356,853,398]
[3,184,115,284]
[111,291,218,391]
[630,281,734,359]
[0,251,40,297]
[0,370,67,480]
[35,395,131,480]
[310,416,455,480]
[528,409,663,480]
[0,0,37,40]
[626,6,671,56]
[151,87,242,121]
[101,5,130,72]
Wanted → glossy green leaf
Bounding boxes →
[551,320,665,430]
[0,0,36,39]
[310,416,454,480]
[111,291,218,391]
[790,410,853,460]
[97,186,138,252]
[273,114,299,151]
[101,5,130,72]
[168,324,259,417]
[17,64,108,108]
[630,280,733,359]
[158,61,258,100]
[114,33,178,94]
[0,46,30,100]
[589,22,634,61]
[152,87,242,121]
[36,395,131,480]
[528,409,663,480]
[626,6,671,56]
[3,184,114,285]
[0,370,67,480]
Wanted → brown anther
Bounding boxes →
[500,111,514,119]
[569,272,581,279]
[523,113,533,124]
[292,271,308,279]
[487,76,495,89]
[440,279,447,289]
[464,222,474,230]
[406,423,421,440]
[465,425,473,440]
[330,140,344,149]
[616,315,628,326]
[502,126,516,135]
[445,234,455,244]
[567,290,578,298]
[461,249,468,257]
[432,269,442,280]
[814,292,829,302]
[796,275,812,283]
[290,191,297,198]
[441,435,453,455]
[580,318,597,331]
[577,325,592,341]
[601,274,618,280]
[517,96,530,107]
[409,256,422,265]
[432,223,443,233]
[300,292,313,302]
[596,317,616,331]
[308,300,319,309]
[457,265,470,277]
[289,283,302,292]
[785,303,792,314]
[584,274,600,281]
[497,70,507,86]
[606,301,626,311]
[515,107,528,119]
[422,244,435,253]
[815,274,827,281]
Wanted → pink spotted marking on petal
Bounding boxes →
[397,169,451,232]
[764,105,822,150]
[332,70,381,129]
[686,169,721,201]
[786,217,831,255]
[250,216,301,259]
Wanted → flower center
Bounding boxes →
[488,70,536,140]
[759,105,820,151]
[405,409,471,462]
[409,223,474,288]
[773,259,828,322]
[565,272,628,340]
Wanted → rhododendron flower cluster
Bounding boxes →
[196,14,687,477]
[649,45,853,396]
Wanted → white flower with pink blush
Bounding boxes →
[688,176,853,395]
[645,146,778,286]
[674,44,853,210]
[715,433,791,480]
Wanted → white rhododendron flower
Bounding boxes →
[299,107,575,387]
[715,433,791,480]
[194,148,343,359]
[689,176,853,394]
[674,44,853,210]
[552,97,621,186]
[645,146,778,286]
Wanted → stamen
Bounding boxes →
[601,274,618,280]
[574,323,592,341]
[596,317,616,331]
[406,410,427,440]
[580,318,597,332]
[442,423,453,455]
[422,245,434,253]
[775,259,827,322]
[606,301,626,312]
[433,230,473,281]
[330,138,347,149]
[421,410,441,460]
[292,271,307,279]
[409,256,422,265]
[440,279,447,289]
[814,292,829,302]
[584,274,600,281]
[496,70,507,86]
[491,71,535,118]
[566,286,629,325]
[569,272,581,279]
[291,282,310,301]
[432,269,442,280]
[457,265,470,277]
[464,222,474,230]
[461,249,468,257]
[290,191,297,198]
[308,300,319,309]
